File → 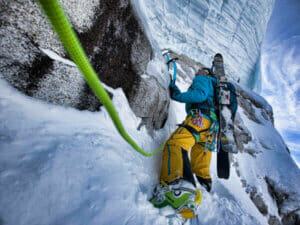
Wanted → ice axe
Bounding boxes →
[162,50,178,86]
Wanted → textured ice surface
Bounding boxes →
[132,0,274,88]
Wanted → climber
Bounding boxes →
[150,67,218,218]
[164,67,217,190]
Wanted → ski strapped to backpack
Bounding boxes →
[37,0,166,157]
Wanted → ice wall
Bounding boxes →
[132,0,274,88]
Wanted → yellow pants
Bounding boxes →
[160,116,212,183]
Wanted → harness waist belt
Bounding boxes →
[177,124,209,143]
[188,108,210,117]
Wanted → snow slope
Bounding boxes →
[0,78,168,225]
[0,77,257,225]
[3,63,299,225]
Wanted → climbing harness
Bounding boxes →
[192,111,204,128]
[203,119,219,152]
[180,109,219,152]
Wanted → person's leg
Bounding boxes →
[190,144,212,179]
[190,116,213,192]
[160,124,196,185]
[152,117,206,218]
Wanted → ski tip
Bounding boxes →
[214,53,223,58]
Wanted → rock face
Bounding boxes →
[265,177,300,225]
[0,0,169,131]
[236,84,274,125]
[268,215,282,225]
[0,0,98,110]
[232,82,300,225]
[250,187,269,215]
[131,75,169,133]
[233,84,274,153]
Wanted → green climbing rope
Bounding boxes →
[37,0,165,156]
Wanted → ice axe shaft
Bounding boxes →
[162,51,178,85]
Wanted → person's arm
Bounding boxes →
[171,77,209,103]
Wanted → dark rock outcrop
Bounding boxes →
[268,215,282,225]
[244,185,269,216]
[250,190,269,216]
[77,0,153,101]
[233,112,252,152]
[233,83,274,155]
[265,177,300,225]
[132,75,169,134]
[0,0,169,130]
[232,84,300,223]
[236,84,274,125]
[282,209,300,225]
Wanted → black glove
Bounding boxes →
[169,85,177,97]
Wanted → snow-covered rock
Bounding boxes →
[232,84,300,225]
[0,0,169,129]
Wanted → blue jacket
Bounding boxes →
[170,75,237,119]
[170,75,217,113]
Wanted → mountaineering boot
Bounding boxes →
[150,179,202,219]
[197,176,212,192]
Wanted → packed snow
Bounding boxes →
[0,71,264,225]
[3,57,299,224]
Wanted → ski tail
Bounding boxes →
[217,142,230,179]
